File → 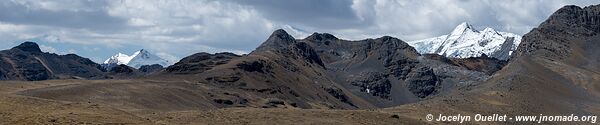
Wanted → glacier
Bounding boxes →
[407,22,522,60]
[103,49,169,69]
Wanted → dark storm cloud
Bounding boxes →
[0,1,128,31]
[229,0,371,29]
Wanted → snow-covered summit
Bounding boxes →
[103,53,132,65]
[103,49,169,69]
[407,22,522,60]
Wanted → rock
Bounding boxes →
[205,75,241,83]
[213,99,234,105]
[254,29,296,52]
[350,72,392,99]
[305,32,338,41]
[11,42,42,53]
[236,60,270,73]
[405,66,440,98]
[266,98,285,105]
[294,42,326,68]
[18,63,52,81]
[109,64,137,74]
[385,57,418,80]
[324,86,351,105]
[139,64,163,73]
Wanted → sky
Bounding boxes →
[0,0,597,64]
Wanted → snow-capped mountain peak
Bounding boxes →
[127,49,169,68]
[103,52,133,65]
[407,22,522,60]
[449,22,476,36]
[102,49,169,69]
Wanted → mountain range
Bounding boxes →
[407,22,522,60]
[0,30,507,109]
[0,44,170,81]
[0,30,501,108]
[1,4,600,124]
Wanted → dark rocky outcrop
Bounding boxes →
[205,75,241,83]
[349,72,392,99]
[293,42,325,68]
[324,86,351,105]
[109,64,137,74]
[139,64,163,73]
[106,64,143,79]
[405,67,439,98]
[236,60,271,73]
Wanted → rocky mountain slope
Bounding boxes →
[300,32,489,107]
[191,29,493,108]
[0,42,107,81]
[407,22,522,60]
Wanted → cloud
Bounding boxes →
[155,52,179,65]
[0,0,597,64]
[39,44,58,54]
[39,44,76,54]
[228,0,369,29]
[0,0,128,31]
[104,0,278,55]
[67,49,77,54]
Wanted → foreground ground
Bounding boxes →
[0,80,425,125]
